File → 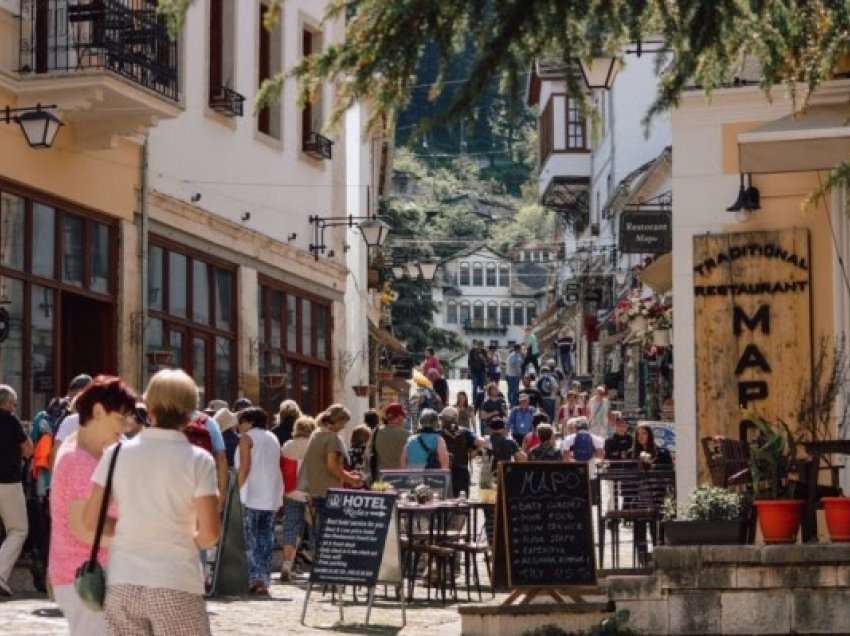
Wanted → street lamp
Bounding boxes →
[405,262,419,278]
[391,266,406,280]
[418,259,439,281]
[578,56,620,90]
[358,217,390,249]
[2,104,62,149]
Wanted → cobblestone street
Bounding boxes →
[0,580,466,636]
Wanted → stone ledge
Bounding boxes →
[654,544,850,569]
[457,600,613,616]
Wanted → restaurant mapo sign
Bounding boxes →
[619,210,672,254]
[693,228,812,472]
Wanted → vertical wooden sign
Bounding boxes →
[693,228,813,478]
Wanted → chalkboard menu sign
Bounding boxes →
[379,469,452,498]
[499,462,596,589]
[310,489,397,587]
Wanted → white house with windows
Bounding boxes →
[432,244,551,376]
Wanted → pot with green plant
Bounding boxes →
[662,486,747,545]
[747,416,805,544]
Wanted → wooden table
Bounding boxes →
[802,440,849,542]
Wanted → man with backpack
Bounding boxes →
[562,417,605,463]
[400,409,449,470]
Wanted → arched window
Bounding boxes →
[485,262,497,286]
[473,300,484,322]
[472,262,483,286]
[459,301,471,324]
[513,302,524,326]
[446,300,458,324]
[487,301,498,324]
[499,263,509,287]
[459,262,470,286]
[526,302,537,325]
[500,302,511,326]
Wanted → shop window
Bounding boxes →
[486,263,497,286]
[31,285,55,411]
[168,252,188,318]
[513,302,524,326]
[62,214,84,286]
[0,194,24,270]
[89,222,110,293]
[193,336,207,406]
[459,262,470,286]
[460,301,470,324]
[498,263,509,287]
[148,246,164,311]
[526,303,537,325]
[257,3,282,138]
[0,277,24,394]
[193,260,210,325]
[215,269,233,330]
[487,302,498,324]
[145,318,164,382]
[500,302,511,326]
[473,301,484,322]
[258,281,331,416]
[447,301,458,324]
[215,337,232,402]
[472,262,483,286]
[32,204,55,278]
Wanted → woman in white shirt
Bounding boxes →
[83,369,220,636]
[279,415,315,582]
[236,407,283,595]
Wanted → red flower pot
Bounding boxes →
[754,500,805,544]
[822,497,850,542]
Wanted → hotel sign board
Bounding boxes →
[693,228,812,478]
[619,210,672,254]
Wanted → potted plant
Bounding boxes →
[747,416,805,543]
[663,486,747,545]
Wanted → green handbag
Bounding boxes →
[74,443,121,612]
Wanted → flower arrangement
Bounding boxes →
[663,486,745,521]
[616,296,651,325]
[650,306,673,330]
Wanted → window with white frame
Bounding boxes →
[459,301,470,324]
[486,262,496,286]
[526,302,537,325]
[459,262,470,286]
[472,262,483,286]
[473,301,484,322]
[487,301,498,324]
[257,3,282,138]
[500,302,511,326]
[446,301,458,324]
[513,302,524,326]
[499,263,509,287]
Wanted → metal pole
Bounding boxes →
[300,583,313,625]
[365,586,376,625]
[139,134,149,386]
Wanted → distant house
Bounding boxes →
[432,244,552,377]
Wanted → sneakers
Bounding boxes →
[0,577,12,597]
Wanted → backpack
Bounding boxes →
[572,430,594,461]
[185,413,214,455]
[537,373,557,396]
[416,435,440,469]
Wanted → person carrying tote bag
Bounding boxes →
[83,370,221,636]
[48,376,137,636]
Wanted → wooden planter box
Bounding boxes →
[663,519,746,546]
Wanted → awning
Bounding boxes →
[635,252,672,293]
[368,321,407,354]
[738,104,850,174]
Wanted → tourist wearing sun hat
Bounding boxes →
[213,408,239,467]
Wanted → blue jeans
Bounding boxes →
[560,350,573,376]
[243,507,275,587]
[506,376,520,407]
[471,370,486,409]
[310,497,327,552]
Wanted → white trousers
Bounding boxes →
[0,482,27,584]
[53,584,109,636]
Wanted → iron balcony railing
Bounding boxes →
[463,319,509,335]
[303,130,333,160]
[209,85,245,117]
[19,0,179,101]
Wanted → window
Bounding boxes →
[473,301,484,322]
[209,0,236,105]
[472,262,483,286]
[301,28,324,147]
[459,301,470,324]
[447,301,458,324]
[487,302,498,324]
[485,262,496,286]
[514,302,524,326]
[459,262,470,286]
[0,186,117,418]
[498,263,509,287]
[258,281,332,416]
[257,3,282,138]
[566,96,587,150]
[147,238,237,403]
[500,302,511,327]
[526,302,537,325]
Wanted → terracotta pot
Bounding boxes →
[753,499,804,544]
[822,497,850,542]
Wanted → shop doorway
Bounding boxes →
[60,292,116,390]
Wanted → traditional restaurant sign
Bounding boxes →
[693,228,812,478]
[619,210,672,254]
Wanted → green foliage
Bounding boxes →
[747,416,800,500]
[490,202,559,254]
[663,486,744,522]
